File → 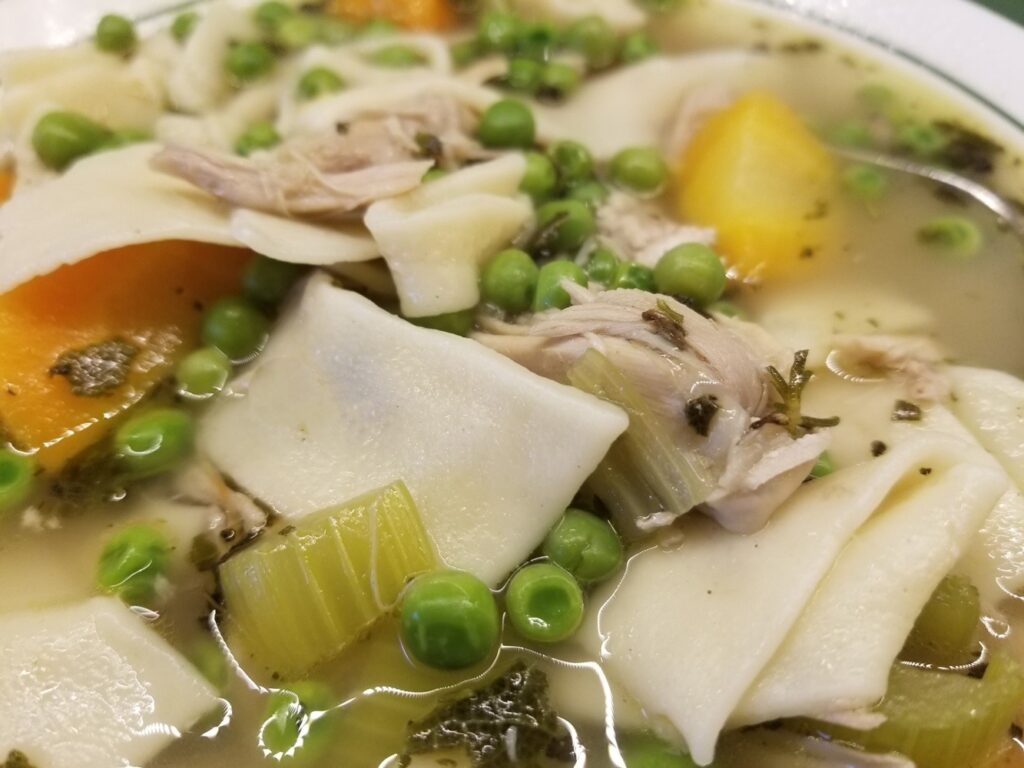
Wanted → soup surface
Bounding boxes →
[0,2,1023,768]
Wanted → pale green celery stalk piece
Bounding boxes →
[802,653,1024,768]
[220,481,436,678]
[567,349,715,538]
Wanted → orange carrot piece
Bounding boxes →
[0,168,13,204]
[327,0,456,29]
[0,241,249,471]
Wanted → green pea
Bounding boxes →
[563,15,618,70]
[0,450,35,516]
[653,243,727,305]
[31,111,112,171]
[262,681,335,760]
[95,14,137,54]
[505,57,543,94]
[315,17,358,45]
[533,259,588,312]
[842,164,888,201]
[225,41,275,85]
[450,38,481,68]
[548,140,594,186]
[360,19,398,37]
[613,262,656,292]
[296,67,345,101]
[114,408,195,478]
[400,570,500,669]
[515,22,559,60]
[535,199,596,254]
[567,180,609,210]
[481,249,539,314]
[253,1,293,32]
[171,11,199,44]
[896,121,947,157]
[477,98,536,149]
[824,120,874,149]
[620,732,700,768]
[243,255,304,305]
[477,10,521,54]
[201,297,269,360]
[411,308,477,336]
[520,151,558,204]
[96,524,171,604]
[234,121,281,157]
[176,346,232,398]
[538,62,581,102]
[609,146,669,194]
[857,83,898,117]
[366,44,427,68]
[542,508,623,583]
[809,451,834,479]
[170,272,228,341]
[505,563,584,644]
[917,215,982,259]
[585,246,620,284]
[273,14,319,51]
[187,636,230,691]
[707,299,745,319]
[620,31,658,64]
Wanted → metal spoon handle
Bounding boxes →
[832,145,1024,243]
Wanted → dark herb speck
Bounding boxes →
[892,399,923,422]
[871,440,888,457]
[50,338,137,397]
[401,663,567,768]
[685,395,720,437]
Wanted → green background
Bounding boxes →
[974,0,1024,25]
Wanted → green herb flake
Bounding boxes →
[685,394,720,437]
[3,751,38,768]
[641,299,687,348]
[757,350,840,437]
[50,338,137,396]
[401,663,571,768]
[892,399,923,422]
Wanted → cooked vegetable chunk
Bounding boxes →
[902,574,980,665]
[96,523,171,604]
[400,570,499,669]
[200,277,628,585]
[221,481,436,678]
[114,408,195,478]
[506,562,584,643]
[327,0,455,29]
[807,654,1024,768]
[0,241,247,470]
[0,450,35,516]
[677,91,838,280]
[0,598,218,768]
[542,508,623,583]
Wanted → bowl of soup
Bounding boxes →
[0,1,1022,767]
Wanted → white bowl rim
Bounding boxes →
[1,0,1022,140]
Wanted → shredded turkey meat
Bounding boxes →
[596,191,716,268]
[476,288,833,533]
[152,93,487,218]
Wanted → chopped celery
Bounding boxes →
[566,350,714,538]
[220,482,436,678]
[902,574,980,665]
[803,653,1024,768]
